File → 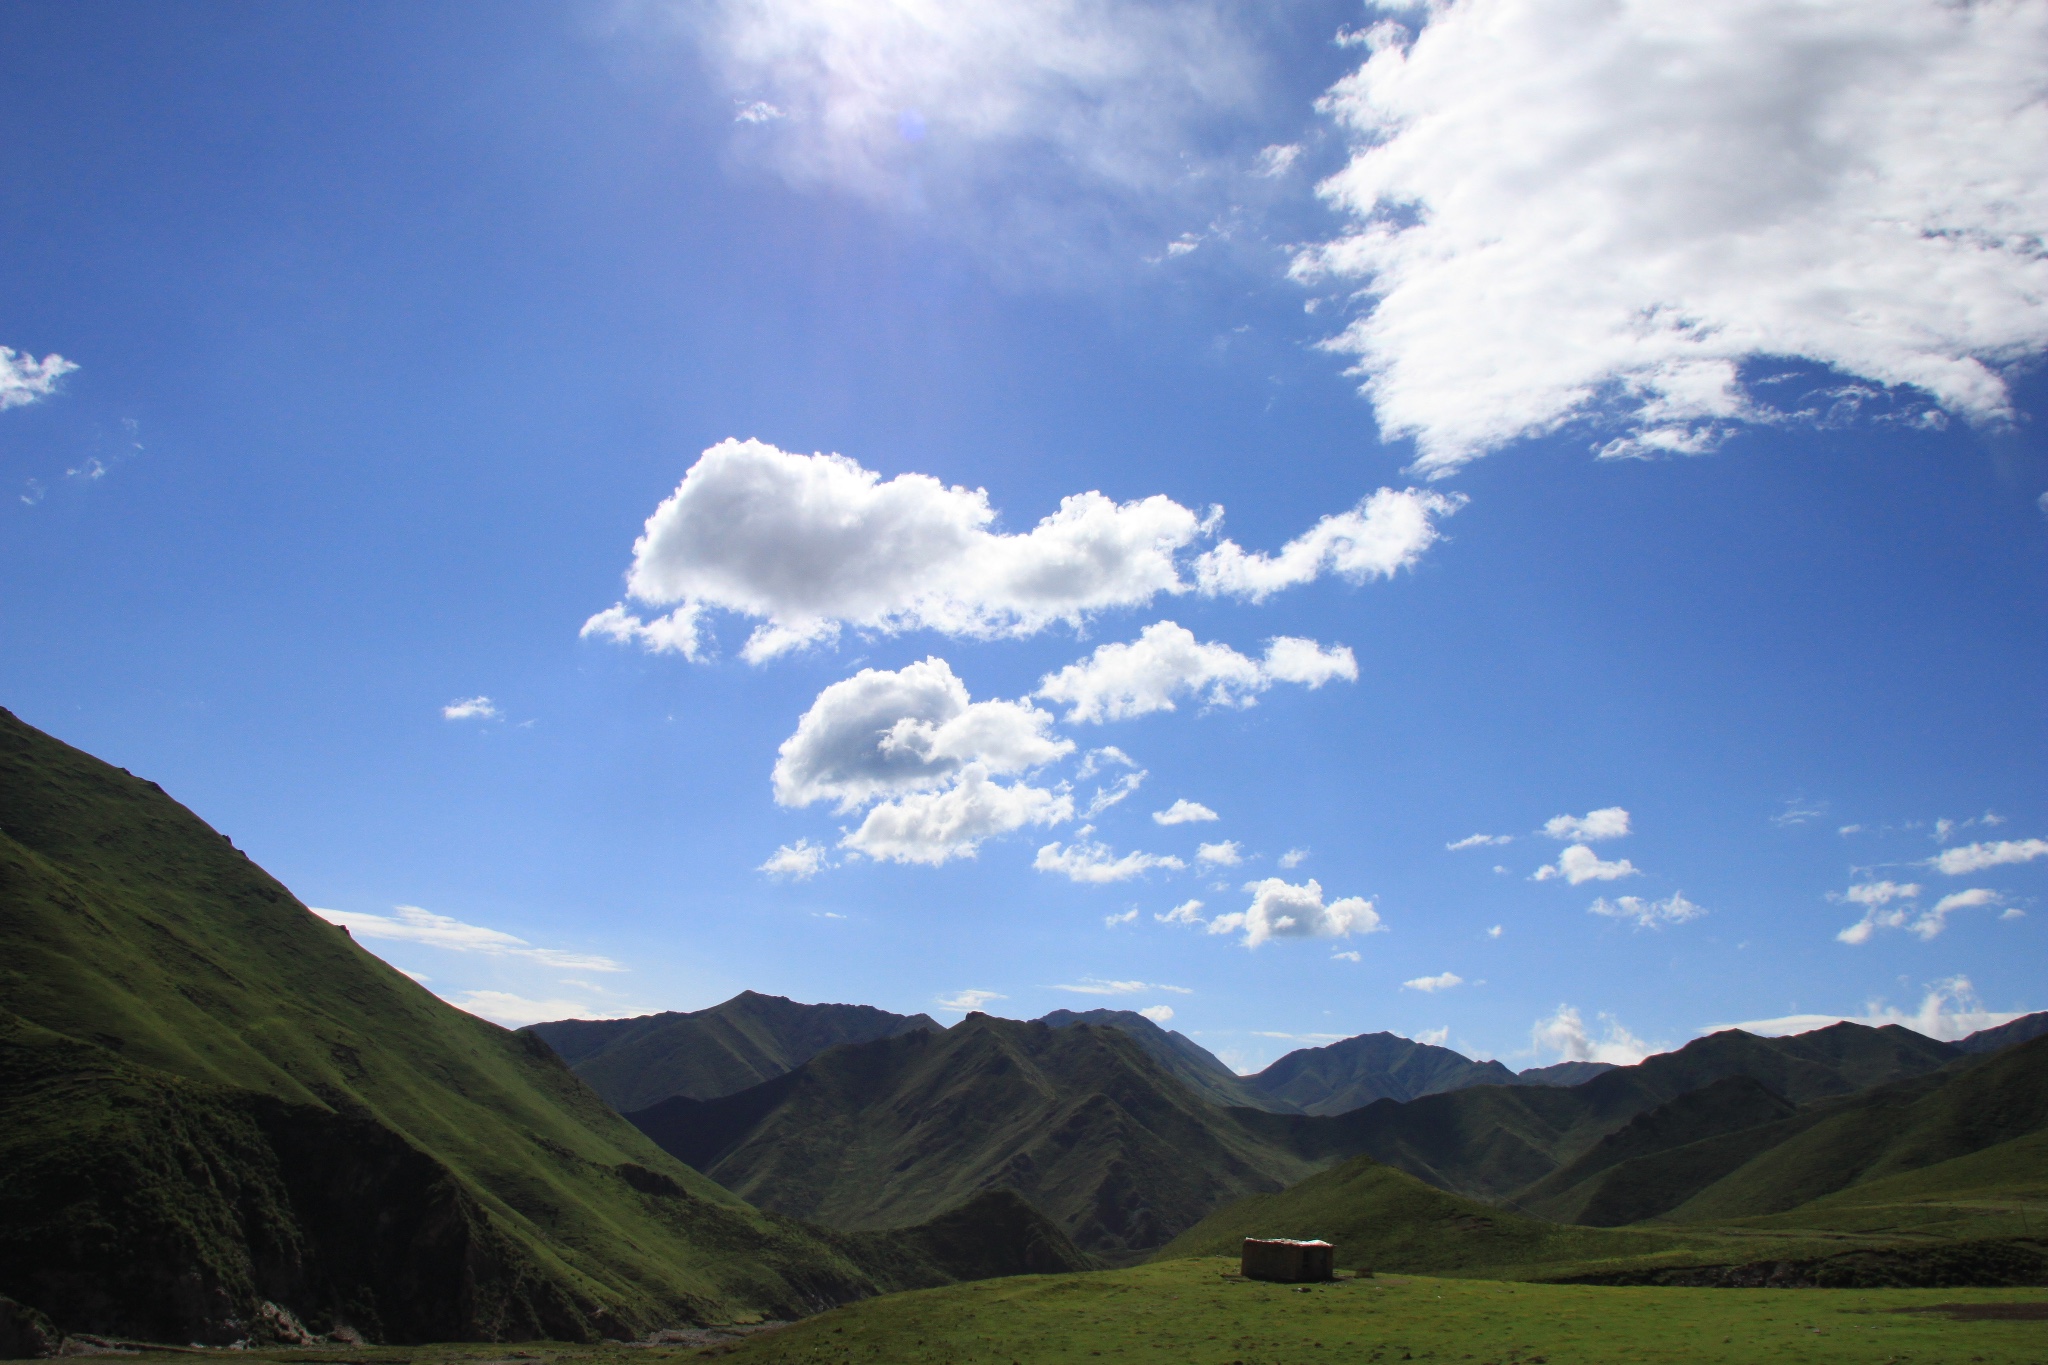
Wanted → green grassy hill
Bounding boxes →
[629,1016,1321,1258]
[0,708,1050,1346]
[528,993,940,1113]
[1663,1034,2048,1225]
[1152,1154,1696,1277]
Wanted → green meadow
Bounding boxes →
[91,1260,2048,1365]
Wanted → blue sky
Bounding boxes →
[4,0,2045,1072]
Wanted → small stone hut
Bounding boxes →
[1240,1237,1335,1283]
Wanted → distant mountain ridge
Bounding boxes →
[529,992,940,1113]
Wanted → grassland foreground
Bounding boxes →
[76,1259,2048,1365]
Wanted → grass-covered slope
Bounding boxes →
[1153,1154,1693,1277]
[528,994,940,1112]
[1665,1034,2048,1224]
[0,708,929,1341]
[630,1016,1319,1258]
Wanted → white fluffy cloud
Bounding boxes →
[1532,845,1639,885]
[586,442,1459,664]
[759,838,830,879]
[847,765,1073,865]
[1716,975,2024,1042]
[442,696,499,721]
[1299,0,2048,472]
[1543,807,1630,842]
[1930,838,2048,876]
[314,905,623,972]
[597,440,1201,662]
[1156,898,1205,924]
[1206,877,1383,948]
[1139,1004,1175,1024]
[1278,848,1308,869]
[1195,840,1242,867]
[1153,798,1219,826]
[773,657,1071,811]
[1590,892,1705,929]
[1191,488,1464,600]
[1033,839,1185,883]
[1532,1005,1653,1066]
[1036,621,1357,723]
[0,346,77,411]
[1402,971,1463,993]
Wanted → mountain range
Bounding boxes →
[613,996,2036,1258]
[5,702,2043,1352]
[534,997,1628,1124]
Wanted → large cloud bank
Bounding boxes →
[1300,0,2048,472]
[587,440,1454,662]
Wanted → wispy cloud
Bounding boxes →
[1589,892,1705,929]
[1446,832,1512,850]
[315,905,623,972]
[442,696,500,721]
[447,990,620,1027]
[935,989,1005,1012]
[1034,840,1186,884]
[1713,975,2026,1042]
[1049,978,1192,997]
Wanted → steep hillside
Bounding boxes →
[529,993,939,1112]
[1509,1034,2048,1229]
[0,708,1026,1345]
[1247,1032,1517,1114]
[629,1016,1319,1257]
[1153,1153,1690,1276]
[1956,1011,2048,1055]
[1665,1033,2048,1223]
[1037,1008,1286,1112]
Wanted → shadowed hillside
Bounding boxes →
[529,994,940,1112]
[0,709,1054,1347]
[629,1016,1320,1257]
